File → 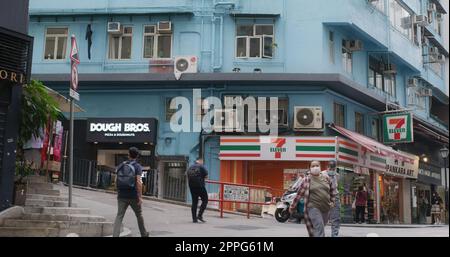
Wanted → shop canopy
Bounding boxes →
[329,123,413,163]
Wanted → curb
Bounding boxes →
[339,224,448,229]
[61,183,264,218]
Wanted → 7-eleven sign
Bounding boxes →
[383,113,414,144]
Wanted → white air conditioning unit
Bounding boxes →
[428,3,437,12]
[436,54,446,64]
[382,63,397,74]
[158,21,172,33]
[407,78,419,88]
[428,46,439,56]
[436,13,443,22]
[401,17,412,29]
[174,56,198,80]
[419,88,433,97]
[213,109,242,132]
[294,106,323,131]
[344,40,363,52]
[413,15,429,26]
[107,22,121,33]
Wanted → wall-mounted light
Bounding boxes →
[119,142,123,145]
[144,142,149,145]
[94,142,98,145]
[422,156,428,162]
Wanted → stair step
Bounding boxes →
[76,222,114,237]
[25,176,48,183]
[27,182,54,190]
[41,207,90,215]
[22,213,106,222]
[3,219,78,228]
[27,194,68,202]
[0,227,59,237]
[27,188,60,196]
[25,199,73,207]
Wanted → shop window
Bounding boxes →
[355,112,364,134]
[236,24,274,59]
[108,26,133,60]
[341,41,352,74]
[44,28,68,60]
[143,25,172,59]
[334,102,345,127]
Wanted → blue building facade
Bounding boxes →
[28,0,449,224]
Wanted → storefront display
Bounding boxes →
[380,175,401,224]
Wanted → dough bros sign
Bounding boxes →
[383,113,414,144]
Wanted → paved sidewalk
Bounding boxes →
[56,184,449,237]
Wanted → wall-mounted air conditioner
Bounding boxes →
[107,22,121,33]
[293,106,323,131]
[382,63,397,74]
[158,21,172,33]
[436,54,446,64]
[413,15,429,26]
[344,40,363,52]
[174,56,198,80]
[419,88,432,97]
[407,78,419,88]
[428,3,437,12]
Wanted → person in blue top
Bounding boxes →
[113,147,149,237]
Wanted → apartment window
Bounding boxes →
[368,56,396,97]
[407,88,426,109]
[389,0,413,41]
[342,41,352,74]
[334,103,345,127]
[245,97,288,127]
[372,0,386,13]
[329,31,335,64]
[355,112,365,134]
[44,28,68,60]
[143,25,172,59]
[108,26,133,59]
[236,24,274,59]
[371,118,381,141]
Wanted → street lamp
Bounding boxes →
[440,147,449,224]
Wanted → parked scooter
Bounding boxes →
[275,177,305,223]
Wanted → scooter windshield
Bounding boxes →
[289,177,304,191]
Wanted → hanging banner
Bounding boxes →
[382,113,414,144]
[70,35,80,101]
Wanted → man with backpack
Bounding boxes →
[113,147,149,237]
[187,158,209,223]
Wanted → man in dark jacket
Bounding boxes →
[113,147,149,237]
[187,158,209,223]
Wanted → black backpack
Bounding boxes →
[116,161,137,190]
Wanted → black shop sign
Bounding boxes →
[86,118,157,144]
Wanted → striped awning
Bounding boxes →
[330,124,415,163]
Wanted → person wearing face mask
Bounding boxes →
[290,161,337,237]
[322,160,340,237]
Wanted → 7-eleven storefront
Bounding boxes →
[219,134,419,224]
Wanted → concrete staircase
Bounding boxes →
[0,175,120,237]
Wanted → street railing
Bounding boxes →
[205,180,274,219]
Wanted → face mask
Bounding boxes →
[310,167,321,175]
[328,170,336,176]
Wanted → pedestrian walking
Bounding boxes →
[290,161,337,237]
[187,158,209,223]
[431,191,443,225]
[355,186,367,224]
[113,147,149,237]
[322,160,340,237]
